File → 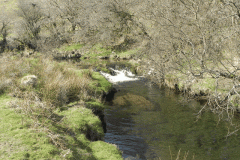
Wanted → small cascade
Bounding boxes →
[100,68,141,84]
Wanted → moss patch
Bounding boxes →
[59,106,104,140]
[90,72,112,93]
[58,43,84,51]
[116,48,139,57]
[90,141,123,160]
[86,100,108,110]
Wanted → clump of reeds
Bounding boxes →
[33,59,90,107]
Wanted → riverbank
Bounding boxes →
[50,42,240,113]
[0,53,122,159]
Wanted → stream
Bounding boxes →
[101,69,240,160]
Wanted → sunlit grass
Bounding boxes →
[116,48,139,57]
[0,94,61,159]
[90,141,123,160]
[58,43,84,51]
[90,72,112,93]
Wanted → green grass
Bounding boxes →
[0,94,61,159]
[86,100,108,110]
[57,106,122,159]
[0,93,122,159]
[59,106,104,139]
[58,43,84,51]
[80,44,112,59]
[80,58,100,64]
[116,48,139,57]
[90,44,111,53]
[96,66,110,73]
[90,72,112,93]
[74,68,112,94]
[90,141,123,160]
[81,44,139,59]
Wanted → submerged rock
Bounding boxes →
[113,93,153,108]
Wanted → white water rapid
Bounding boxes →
[100,68,141,84]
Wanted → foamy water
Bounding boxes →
[100,68,140,84]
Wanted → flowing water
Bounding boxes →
[102,69,240,160]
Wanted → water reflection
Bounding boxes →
[104,80,240,160]
[104,108,148,160]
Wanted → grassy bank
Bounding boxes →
[53,43,142,75]
[0,53,122,159]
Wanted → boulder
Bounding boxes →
[75,53,81,58]
[21,75,37,87]
[111,55,119,59]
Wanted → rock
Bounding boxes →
[67,54,72,58]
[98,56,109,60]
[109,69,117,76]
[75,53,81,58]
[102,87,118,101]
[21,75,37,87]
[122,55,133,60]
[112,55,119,59]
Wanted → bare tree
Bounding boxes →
[49,0,85,32]
[16,0,46,50]
[136,0,240,127]
[0,6,11,53]
[0,19,9,53]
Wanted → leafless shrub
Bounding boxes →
[0,5,11,53]
[16,0,47,50]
